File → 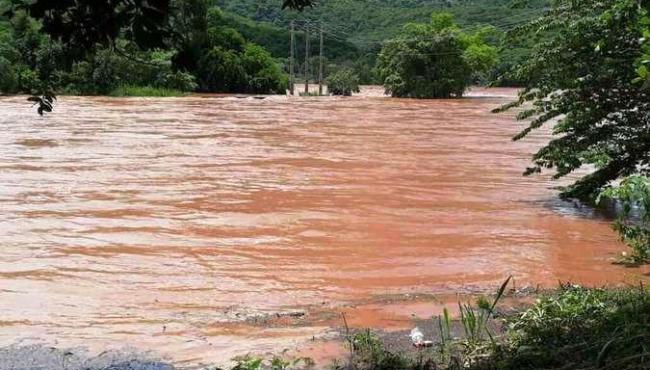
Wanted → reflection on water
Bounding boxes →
[0,88,638,365]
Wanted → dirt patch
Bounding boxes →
[14,139,59,148]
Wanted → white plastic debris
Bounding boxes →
[410,327,424,346]
[410,327,433,348]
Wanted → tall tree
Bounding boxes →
[7,0,314,51]
[497,0,650,201]
[2,0,314,113]
[377,13,498,98]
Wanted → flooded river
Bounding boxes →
[0,88,642,366]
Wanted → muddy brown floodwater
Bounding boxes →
[0,87,646,367]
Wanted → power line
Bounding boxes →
[291,8,548,49]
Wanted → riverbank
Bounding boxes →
[329,284,650,370]
[2,283,648,370]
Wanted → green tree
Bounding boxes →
[168,0,286,93]
[496,0,650,201]
[377,13,497,98]
[599,175,650,263]
[198,46,247,91]
[1,0,312,112]
[241,43,287,93]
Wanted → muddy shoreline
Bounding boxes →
[5,281,643,370]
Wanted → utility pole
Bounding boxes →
[304,28,310,94]
[289,21,295,96]
[318,21,324,96]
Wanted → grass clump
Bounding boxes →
[343,330,413,370]
[207,355,314,370]
[108,85,187,97]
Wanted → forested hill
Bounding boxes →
[216,0,548,49]
[221,12,360,63]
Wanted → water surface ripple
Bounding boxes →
[0,88,636,364]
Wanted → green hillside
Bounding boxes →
[216,0,548,50]
[222,11,361,62]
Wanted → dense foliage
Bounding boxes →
[474,286,650,370]
[496,0,650,201]
[599,175,650,263]
[0,7,196,96]
[326,68,360,96]
[11,0,314,50]
[0,0,550,99]
[377,13,498,98]
[169,3,287,93]
[0,0,316,101]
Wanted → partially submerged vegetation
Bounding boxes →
[378,13,498,98]
[330,283,650,370]
[108,85,188,97]
[4,284,647,370]
[326,69,360,96]
[0,0,289,97]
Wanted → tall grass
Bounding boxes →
[108,85,187,97]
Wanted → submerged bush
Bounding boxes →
[156,70,198,92]
[377,13,497,98]
[108,85,187,97]
[326,68,360,96]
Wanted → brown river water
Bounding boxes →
[0,87,645,367]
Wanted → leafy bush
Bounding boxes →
[197,46,247,91]
[0,55,18,93]
[241,43,287,93]
[599,175,650,263]
[326,68,360,96]
[156,70,198,92]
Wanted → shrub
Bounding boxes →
[599,175,650,263]
[475,286,650,370]
[108,85,186,97]
[197,46,247,92]
[0,56,19,93]
[156,70,197,92]
[326,68,360,96]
